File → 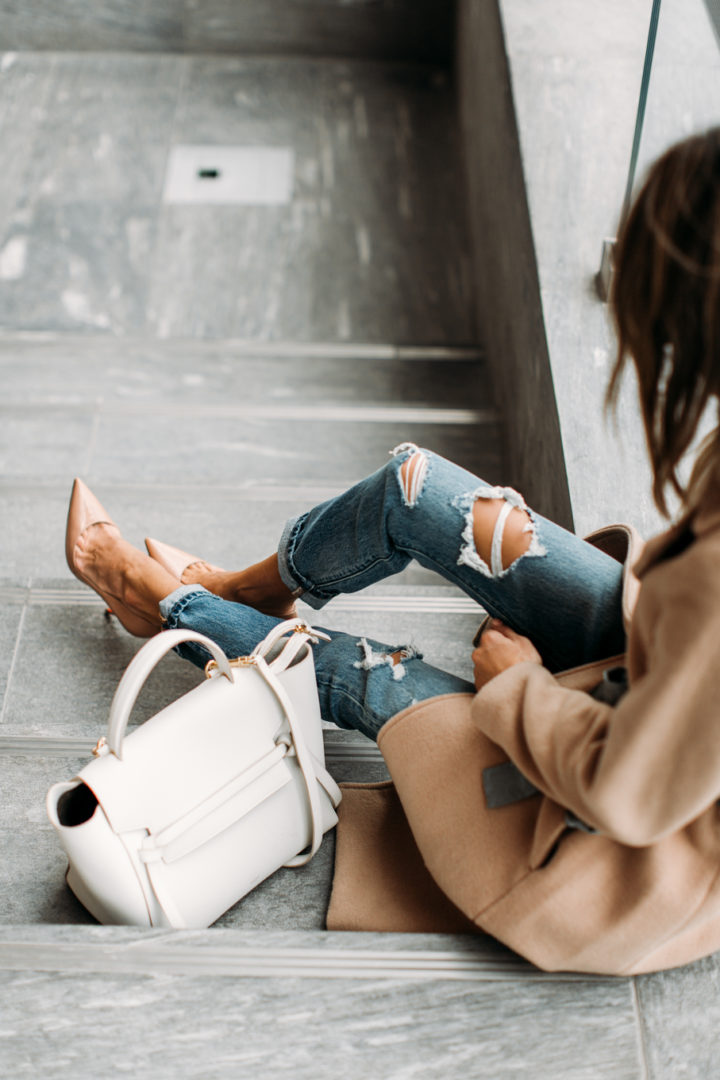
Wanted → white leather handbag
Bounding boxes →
[46,619,342,928]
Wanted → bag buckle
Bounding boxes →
[292,623,331,643]
[205,655,257,679]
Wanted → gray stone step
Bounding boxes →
[1,341,497,504]
[0,337,499,581]
[3,409,500,486]
[0,335,486,409]
[0,927,644,1080]
[0,2,456,64]
[0,53,472,343]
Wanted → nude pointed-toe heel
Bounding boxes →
[145,537,219,580]
[65,478,158,638]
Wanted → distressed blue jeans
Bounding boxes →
[160,447,625,741]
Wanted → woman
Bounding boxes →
[66,128,720,974]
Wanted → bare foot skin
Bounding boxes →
[74,524,180,630]
[179,554,298,619]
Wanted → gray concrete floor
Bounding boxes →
[0,45,714,1080]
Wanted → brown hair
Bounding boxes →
[607,128,720,516]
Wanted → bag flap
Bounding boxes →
[79,665,298,835]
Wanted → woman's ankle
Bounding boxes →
[228,555,297,616]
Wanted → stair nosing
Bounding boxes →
[0,939,603,983]
[1,584,482,614]
[0,401,497,426]
[0,734,384,762]
[0,333,485,362]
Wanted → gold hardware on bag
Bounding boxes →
[92,736,108,757]
[204,655,257,678]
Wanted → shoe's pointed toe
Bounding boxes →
[65,477,116,573]
[64,478,157,638]
[145,537,201,579]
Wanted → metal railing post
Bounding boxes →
[596,0,663,300]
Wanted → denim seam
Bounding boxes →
[283,512,352,599]
[276,513,306,594]
[296,551,404,596]
[280,512,312,592]
[315,677,365,714]
[314,676,407,739]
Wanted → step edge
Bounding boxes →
[0,939,602,983]
[0,733,383,761]
[0,584,482,613]
[0,333,484,362]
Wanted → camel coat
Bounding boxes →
[327,492,720,975]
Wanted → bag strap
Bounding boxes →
[250,617,308,659]
[106,629,235,759]
[146,626,341,926]
[253,650,340,867]
[251,617,331,674]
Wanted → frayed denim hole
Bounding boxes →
[392,447,433,509]
[390,440,421,458]
[452,486,547,579]
[353,638,422,682]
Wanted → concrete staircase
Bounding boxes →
[0,7,706,1077]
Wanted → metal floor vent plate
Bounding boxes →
[163,145,294,205]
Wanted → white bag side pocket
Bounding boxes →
[47,780,153,926]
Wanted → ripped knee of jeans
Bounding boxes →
[353,637,421,681]
[453,486,547,579]
[391,442,429,508]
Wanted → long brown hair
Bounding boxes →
[607,128,720,516]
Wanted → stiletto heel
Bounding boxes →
[65,478,158,638]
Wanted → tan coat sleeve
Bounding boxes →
[471,554,720,846]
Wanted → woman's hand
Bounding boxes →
[472,619,543,691]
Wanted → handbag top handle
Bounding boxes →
[105,621,331,761]
[251,618,331,670]
[106,629,234,759]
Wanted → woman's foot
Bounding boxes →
[145,538,298,618]
[66,479,180,636]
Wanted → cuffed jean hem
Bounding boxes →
[277,512,330,611]
[159,583,212,623]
